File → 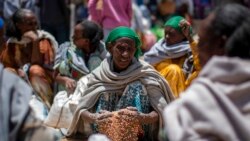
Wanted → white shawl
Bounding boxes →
[144,38,191,65]
[67,57,174,137]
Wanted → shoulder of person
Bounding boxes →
[1,64,33,97]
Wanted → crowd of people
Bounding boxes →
[0,0,250,141]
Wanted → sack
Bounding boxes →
[44,91,79,129]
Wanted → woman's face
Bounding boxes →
[109,37,136,72]
[73,24,90,53]
[17,12,38,35]
[164,26,185,46]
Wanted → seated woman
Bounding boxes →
[163,4,250,141]
[144,16,200,98]
[0,63,59,141]
[54,20,108,93]
[0,9,58,107]
[66,27,174,140]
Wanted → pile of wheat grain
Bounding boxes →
[98,110,143,141]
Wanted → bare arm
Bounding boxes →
[81,110,113,124]
[118,107,159,124]
[180,20,201,71]
[55,72,76,92]
[139,110,159,124]
[81,110,97,123]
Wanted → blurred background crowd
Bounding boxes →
[1,0,249,51]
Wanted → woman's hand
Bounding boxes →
[179,20,194,43]
[55,74,77,93]
[96,110,113,125]
[81,110,113,124]
[118,107,159,124]
[118,106,141,119]
[22,30,39,41]
[64,77,77,93]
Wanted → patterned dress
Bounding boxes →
[94,81,153,140]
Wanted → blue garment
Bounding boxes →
[0,17,4,29]
[94,81,151,139]
[96,81,150,113]
[3,0,36,19]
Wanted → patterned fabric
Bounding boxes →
[185,41,201,87]
[94,81,151,139]
[96,81,150,113]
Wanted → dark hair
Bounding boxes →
[79,20,103,47]
[6,9,32,40]
[208,4,250,58]
[214,0,248,6]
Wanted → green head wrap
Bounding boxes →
[105,26,142,59]
[165,15,193,35]
[164,16,184,33]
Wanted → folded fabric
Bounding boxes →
[44,90,81,129]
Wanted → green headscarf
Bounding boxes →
[105,26,142,59]
[164,16,184,33]
[165,15,193,35]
